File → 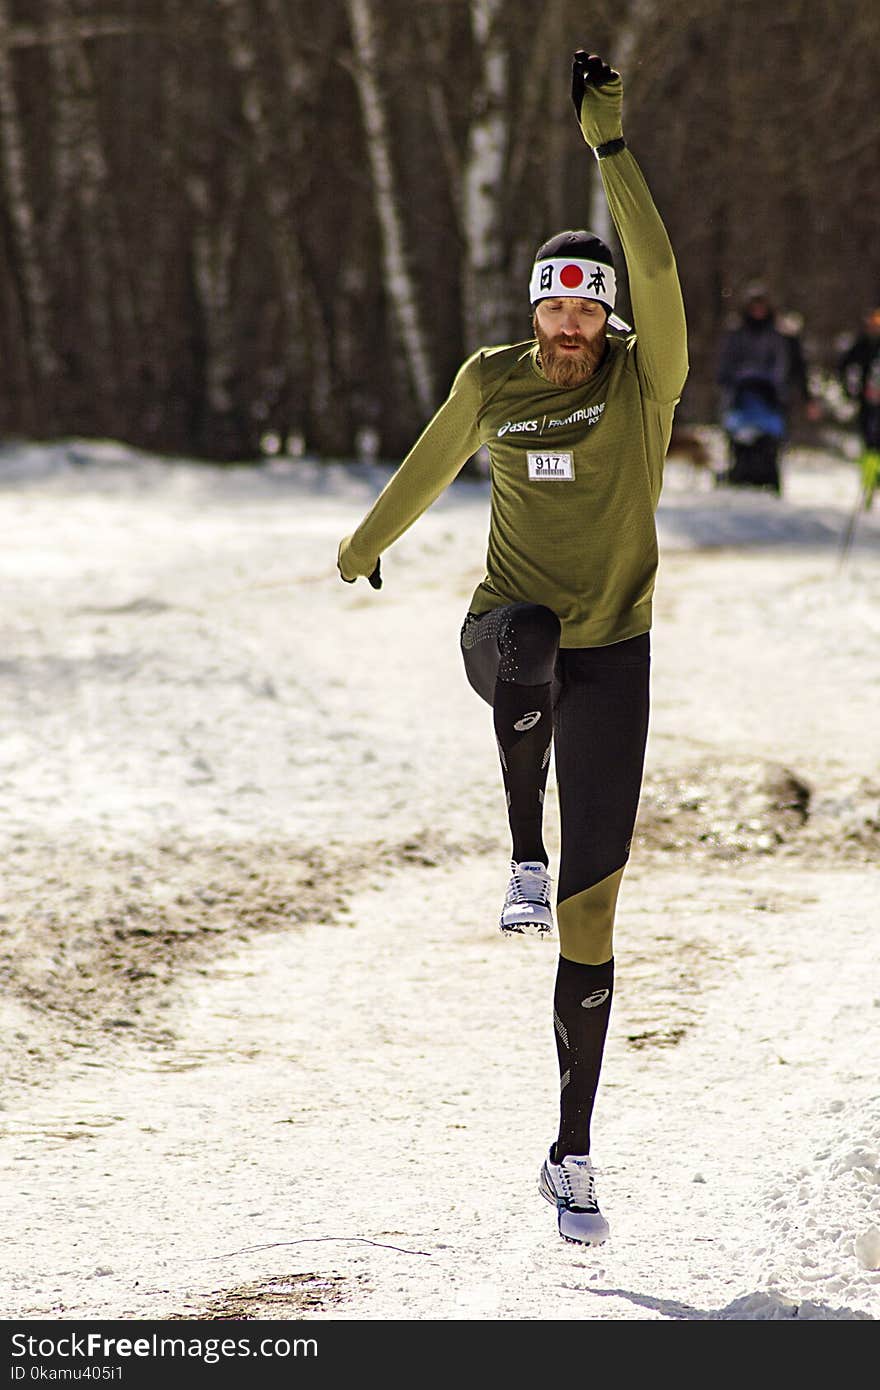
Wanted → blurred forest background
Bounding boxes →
[0,0,878,461]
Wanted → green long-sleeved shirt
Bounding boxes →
[338,145,688,647]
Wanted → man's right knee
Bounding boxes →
[501,604,561,685]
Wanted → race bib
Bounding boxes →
[527,451,575,481]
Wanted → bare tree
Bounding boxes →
[44,0,139,429]
[344,0,436,417]
[0,0,59,418]
[460,0,509,349]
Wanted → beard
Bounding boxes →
[533,314,606,387]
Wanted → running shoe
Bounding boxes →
[538,1148,609,1245]
[499,861,553,937]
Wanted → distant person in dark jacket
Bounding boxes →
[717,283,791,412]
[839,305,880,506]
[717,283,791,491]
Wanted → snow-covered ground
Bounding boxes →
[0,434,878,1321]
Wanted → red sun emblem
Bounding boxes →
[559,264,585,289]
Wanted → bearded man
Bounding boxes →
[337,53,688,1245]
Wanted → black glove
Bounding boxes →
[571,51,617,118]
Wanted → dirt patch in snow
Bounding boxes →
[637,758,879,861]
[0,827,503,1089]
[165,1271,355,1320]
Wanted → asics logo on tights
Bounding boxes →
[581,989,610,1010]
[514,711,542,731]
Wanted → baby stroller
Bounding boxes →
[720,375,787,494]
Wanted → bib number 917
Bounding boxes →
[527,451,575,481]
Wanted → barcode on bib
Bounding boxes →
[527,452,575,481]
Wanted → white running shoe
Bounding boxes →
[499,861,554,937]
[539,1148,610,1245]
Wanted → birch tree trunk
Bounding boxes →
[182,6,250,459]
[461,0,509,350]
[587,1,663,277]
[506,0,568,329]
[344,0,435,417]
[44,0,138,427]
[0,0,59,414]
[412,3,463,232]
[222,0,343,453]
[137,0,185,445]
[188,160,249,457]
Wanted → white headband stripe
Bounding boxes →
[529,257,617,306]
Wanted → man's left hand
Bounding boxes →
[571,51,617,115]
[571,50,624,149]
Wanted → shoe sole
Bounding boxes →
[500,922,554,939]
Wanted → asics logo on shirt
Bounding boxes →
[497,418,540,436]
[581,989,610,1010]
[514,711,542,731]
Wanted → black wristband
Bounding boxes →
[594,137,626,159]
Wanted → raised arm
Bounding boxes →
[572,53,688,405]
[337,355,483,585]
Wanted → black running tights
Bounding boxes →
[460,602,650,1157]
